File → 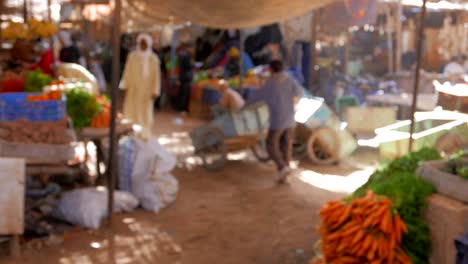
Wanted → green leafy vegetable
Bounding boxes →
[443,149,468,179]
[350,147,441,264]
[24,70,52,92]
[65,88,101,129]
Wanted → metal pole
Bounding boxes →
[47,0,57,78]
[385,5,394,73]
[395,0,403,71]
[23,0,28,23]
[239,29,245,89]
[310,10,319,89]
[169,30,177,94]
[107,0,121,225]
[408,0,427,152]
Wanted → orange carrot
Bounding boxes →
[394,218,402,243]
[380,210,391,234]
[361,234,373,252]
[351,230,366,246]
[367,237,378,260]
[395,215,408,234]
[326,232,342,242]
[341,224,361,237]
[336,205,353,226]
[387,249,395,264]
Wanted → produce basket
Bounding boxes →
[417,160,468,203]
[0,93,66,121]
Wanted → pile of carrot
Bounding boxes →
[26,90,62,101]
[317,190,411,264]
[90,96,111,128]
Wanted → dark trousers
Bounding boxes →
[267,128,294,171]
[177,81,191,112]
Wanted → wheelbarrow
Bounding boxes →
[190,102,270,171]
[293,95,357,165]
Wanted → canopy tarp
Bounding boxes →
[124,0,339,29]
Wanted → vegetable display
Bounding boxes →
[351,147,441,264]
[65,88,101,129]
[24,70,52,93]
[90,96,111,128]
[0,119,74,144]
[318,190,410,264]
[442,150,468,179]
[26,90,62,101]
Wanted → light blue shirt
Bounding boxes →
[248,72,304,130]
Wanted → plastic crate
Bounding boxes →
[201,87,222,105]
[0,93,66,121]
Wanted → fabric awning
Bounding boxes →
[123,0,339,29]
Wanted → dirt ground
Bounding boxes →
[0,111,377,264]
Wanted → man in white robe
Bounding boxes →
[120,33,161,139]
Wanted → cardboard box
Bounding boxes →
[345,106,397,134]
[423,194,468,264]
[0,158,25,235]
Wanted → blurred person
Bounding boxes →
[248,60,304,183]
[176,43,194,112]
[58,31,82,65]
[195,37,212,62]
[10,39,34,63]
[223,47,254,78]
[87,52,107,94]
[31,40,54,76]
[444,55,465,75]
[120,33,161,139]
[120,34,131,78]
[462,54,468,73]
[218,80,245,112]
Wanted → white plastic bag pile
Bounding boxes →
[53,187,138,229]
[54,137,178,229]
[131,137,178,212]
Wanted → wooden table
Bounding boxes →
[366,93,437,119]
[0,158,25,257]
[76,123,133,184]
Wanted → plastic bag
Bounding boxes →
[131,138,178,212]
[118,136,136,192]
[53,187,138,229]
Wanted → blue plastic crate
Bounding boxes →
[201,87,222,105]
[0,93,66,121]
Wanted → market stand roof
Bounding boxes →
[124,0,338,29]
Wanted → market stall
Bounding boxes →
[189,68,265,119]
[312,147,468,264]
[366,92,437,119]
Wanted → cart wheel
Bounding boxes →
[307,127,340,165]
[293,142,308,159]
[251,140,270,162]
[199,128,227,171]
[435,133,464,156]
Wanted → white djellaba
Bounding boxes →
[120,33,161,139]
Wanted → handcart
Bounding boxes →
[293,95,357,165]
[190,102,270,171]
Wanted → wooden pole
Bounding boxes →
[385,5,394,73]
[107,0,121,225]
[343,32,351,75]
[395,0,403,71]
[310,10,319,89]
[23,0,28,23]
[169,29,177,93]
[239,29,245,89]
[47,0,57,78]
[408,0,427,152]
